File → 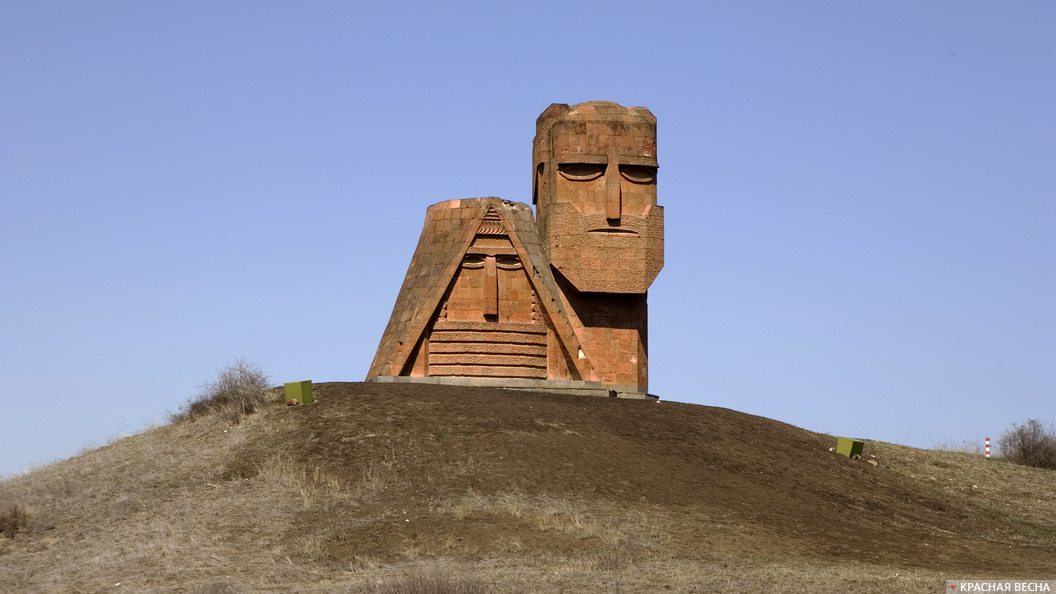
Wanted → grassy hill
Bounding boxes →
[2,382,1054,593]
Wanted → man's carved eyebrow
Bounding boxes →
[618,156,658,167]
[555,154,657,167]
[556,154,607,165]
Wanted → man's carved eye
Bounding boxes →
[462,255,485,268]
[558,163,604,181]
[619,165,656,184]
[496,256,522,270]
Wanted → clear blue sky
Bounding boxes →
[2,1,1053,477]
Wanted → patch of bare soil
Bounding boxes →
[225,382,1056,574]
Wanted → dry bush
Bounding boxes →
[366,567,490,594]
[999,419,1056,470]
[171,359,270,424]
[0,502,27,538]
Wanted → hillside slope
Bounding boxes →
[2,382,1054,593]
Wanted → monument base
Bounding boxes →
[368,375,657,400]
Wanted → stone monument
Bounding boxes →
[366,101,663,398]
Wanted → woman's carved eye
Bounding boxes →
[619,165,656,184]
[461,255,485,268]
[496,256,522,270]
[558,163,604,181]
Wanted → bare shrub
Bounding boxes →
[171,359,270,424]
[0,502,27,538]
[367,567,490,594]
[998,419,1056,470]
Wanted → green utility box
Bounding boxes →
[836,437,864,458]
[284,380,313,404]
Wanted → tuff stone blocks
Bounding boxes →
[368,102,664,393]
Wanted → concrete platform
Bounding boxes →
[368,375,658,400]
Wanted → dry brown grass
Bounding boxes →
[1,382,1053,593]
[871,439,1056,538]
[188,585,243,594]
[931,438,984,455]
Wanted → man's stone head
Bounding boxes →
[533,101,664,294]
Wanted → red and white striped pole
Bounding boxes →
[985,437,990,458]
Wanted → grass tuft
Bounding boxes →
[588,541,639,571]
[188,585,241,594]
[171,359,270,424]
[366,567,490,594]
[0,502,27,538]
